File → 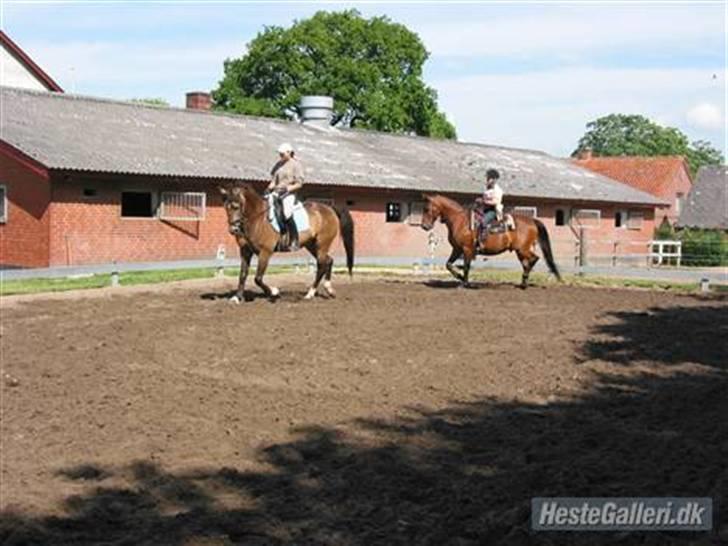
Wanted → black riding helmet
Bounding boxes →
[486,168,500,181]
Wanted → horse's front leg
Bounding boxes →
[254,250,279,299]
[446,247,465,282]
[230,245,253,303]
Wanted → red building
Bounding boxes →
[574,152,692,227]
[0,88,664,269]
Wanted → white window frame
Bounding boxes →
[512,206,538,218]
[0,184,7,223]
[120,189,159,219]
[572,208,601,229]
[159,191,207,221]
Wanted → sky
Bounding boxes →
[1,1,725,157]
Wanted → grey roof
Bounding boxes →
[679,165,728,230]
[1,86,663,206]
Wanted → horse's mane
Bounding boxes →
[430,194,469,217]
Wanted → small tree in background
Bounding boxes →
[213,10,456,139]
[573,114,723,176]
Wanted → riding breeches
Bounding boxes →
[281,194,296,219]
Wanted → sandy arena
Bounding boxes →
[1,276,726,545]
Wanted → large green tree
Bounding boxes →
[573,114,723,176]
[213,10,456,139]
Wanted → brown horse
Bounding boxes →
[219,184,354,302]
[421,194,560,288]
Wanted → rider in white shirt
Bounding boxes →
[479,168,503,239]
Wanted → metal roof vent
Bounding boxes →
[299,95,333,127]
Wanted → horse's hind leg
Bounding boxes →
[303,244,328,300]
[322,256,336,297]
[517,250,539,289]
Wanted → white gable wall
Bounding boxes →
[1,44,48,91]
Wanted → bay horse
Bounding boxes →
[421,194,561,288]
[219,184,354,302]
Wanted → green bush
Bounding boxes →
[679,229,728,266]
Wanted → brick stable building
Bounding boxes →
[0,87,664,268]
[573,152,692,227]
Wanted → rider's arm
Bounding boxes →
[287,162,304,192]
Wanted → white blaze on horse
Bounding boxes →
[220,184,354,302]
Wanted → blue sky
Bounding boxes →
[2,1,725,156]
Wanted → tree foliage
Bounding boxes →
[573,114,723,176]
[213,10,456,139]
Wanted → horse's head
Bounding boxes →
[219,185,246,235]
[421,194,441,231]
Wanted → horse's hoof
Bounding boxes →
[229,295,241,304]
[323,281,336,298]
[270,286,280,298]
[304,288,316,300]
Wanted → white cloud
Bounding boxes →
[414,6,722,58]
[686,102,724,131]
[432,67,725,156]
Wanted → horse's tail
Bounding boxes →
[335,206,355,276]
[534,219,561,281]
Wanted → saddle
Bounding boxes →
[477,214,516,244]
[266,193,310,252]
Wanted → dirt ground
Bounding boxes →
[1,276,726,545]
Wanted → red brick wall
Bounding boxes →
[38,175,656,267]
[0,152,51,267]
[48,175,239,266]
[652,167,692,226]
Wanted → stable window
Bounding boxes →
[513,206,537,218]
[572,209,601,228]
[386,202,402,223]
[627,210,644,230]
[408,201,424,225]
[82,188,98,199]
[121,191,156,218]
[555,209,567,226]
[0,185,6,223]
[159,192,206,221]
[615,211,625,228]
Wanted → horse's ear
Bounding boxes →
[218,186,228,197]
[422,193,432,201]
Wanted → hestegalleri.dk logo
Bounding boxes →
[531,497,712,532]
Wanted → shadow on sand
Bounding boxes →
[2,304,726,545]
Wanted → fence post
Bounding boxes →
[110,261,120,287]
[578,227,587,274]
[612,241,619,267]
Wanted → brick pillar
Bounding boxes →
[186,92,212,111]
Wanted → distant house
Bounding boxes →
[0,31,63,92]
[679,166,728,231]
[573,152,691,227]
[0,87,663,268]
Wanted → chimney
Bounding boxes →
[577,147,593,160]
[186,91,212,111]
[299,95,334,127]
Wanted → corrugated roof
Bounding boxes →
[0,86,663,206]
[573,156,691,196]
[678,165,728,229]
